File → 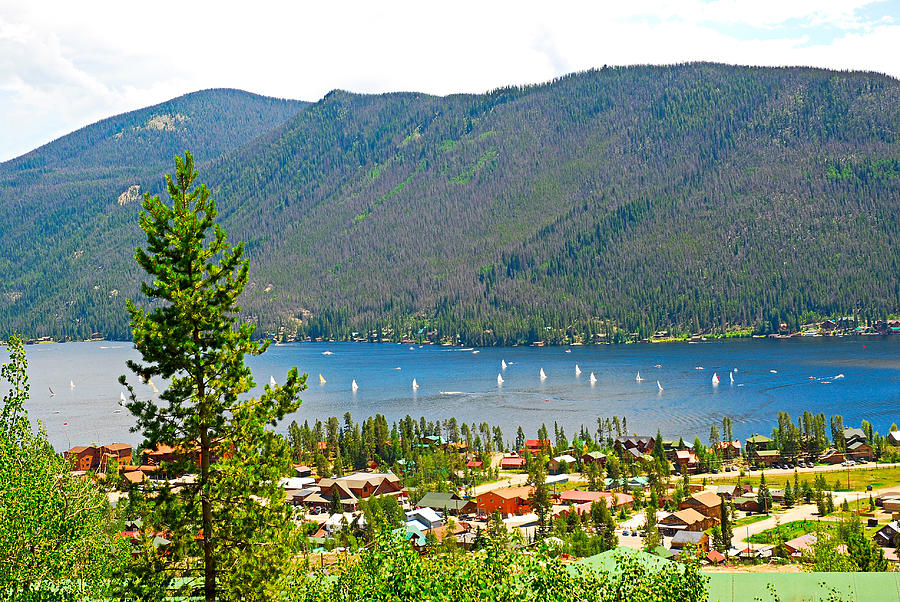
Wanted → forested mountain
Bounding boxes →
[0,89,307,338]
[2,64,899,343]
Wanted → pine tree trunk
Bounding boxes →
[197,347,216,601]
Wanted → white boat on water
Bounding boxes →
[49,387,55,397]
[69,380,75,390]
[501,360,507,370]
[351,380,359,392]
[497,373,504,385]
[319,374,326,385]
[834,374,845,380]
[575,364,582,376]
[119,392,126,406]
[657,380,663,392]
[712,373,720,386]
[540,368,547,381]
[770,370,778,374]
[269,375,277,386]
[322,350,333,355]
[589,372,597,384]
[729,372,734,384]
[412,378,419,390]
[635,372,644,382]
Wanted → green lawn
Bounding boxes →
[710,465,900,492]
[732,513,769,529]
[747,519,828,544]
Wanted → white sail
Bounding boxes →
[540,368,547,381]
[319,374,326,385]
[635,372,644,382]
[351,379,359,392]
[148,379,159,393]
[412,378,419,390]
[501,360,507,370]
[589,372,597,384]
[712,372,720,386]
[497,373,504,385]
[575,364,582,376]
[657,380,663,392]
[322,350,333,355]
[119,391,126,406]
[729,372,734,384]
[49,387,55,397]
[69,380,75,390]
[269,375,277,387]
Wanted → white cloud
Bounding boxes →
[1,0,898,161]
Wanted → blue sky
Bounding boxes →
[1,0,898,161]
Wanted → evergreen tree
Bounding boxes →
[120,153,305,600]
[718,494,732,550]
[527,455,552,539]
[757,472,772,514]
[783,481,795,508]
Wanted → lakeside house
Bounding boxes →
[678,490,722,519]
[477,486,534,516]
[658,508,715,536]
[64,443,133,472]
[417,492,476,515]
[614,436,655,455]
[500,456,526,470]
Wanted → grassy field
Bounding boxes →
[707,465,900,492]
[748,520,824,544]
[733,514,769,530]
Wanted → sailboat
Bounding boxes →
[412,378,419,390]
[635,372,644,382]
[729,372,734,384]
[49,387,55,397]
[119,392,126,406]
[69,380,75,390]
[712,373,720,386]
[501,359,507,370]
[351,379,359,392]
[269,375,277,387]
[575,364,582,376]
[589,372,597,384]
[540,368,547,381]
[497,373,504,385]
[657,380,663,392]
[148,379,159,394]
[319,374,326,385]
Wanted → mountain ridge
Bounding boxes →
[2,63,899,343]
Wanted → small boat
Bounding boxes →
[49,387,55,397]
[733,368,738,373]
[834,374,845,380]
[497,373,504,385]
[712,373,720,386]
[695,366,704,370]
[654,364,661,368]
[770,370,778,374]
[319,374,326,385]
[635,372,644,382]
[575,364,582,376]
[412,378,419,390]
[409,346,415,350]
[540,368,547,381]
[53,410,60,414]
[351,380,359,392]
[394,366,402,370]
[589,372,597,384]
[269,375,277,386]
[809,376,816,380]
[729,372,734,384]
[69,380,75,390]
[113,409,123,414]
[322,350,333,355]
[501,360,507,370]
[119,392,126,406]
[657,380,663,392]
[472,350,480,354]
[565,349,572,354]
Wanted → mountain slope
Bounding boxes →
[2,64,899,342]
[0,89,307,338]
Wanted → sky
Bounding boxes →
[2,0,899,161]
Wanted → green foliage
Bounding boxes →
[0,335,127,600]
[5,66,900,343]
[116,153,305,601]
[281,530,707,601]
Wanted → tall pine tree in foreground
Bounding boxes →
[120,152,305,601]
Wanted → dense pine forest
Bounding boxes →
[1,63,899,343]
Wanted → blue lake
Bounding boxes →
[5,337,900,451]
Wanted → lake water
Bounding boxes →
[4,338,900,451]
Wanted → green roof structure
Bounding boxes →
[567,546,682,577]
[706,571,900,602]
